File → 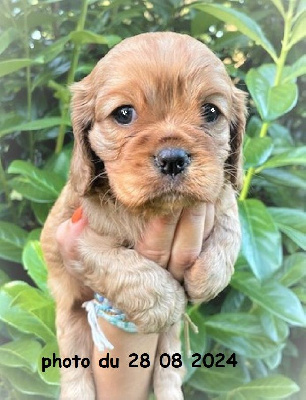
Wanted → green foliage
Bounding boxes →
[246,66,298,121]
[190,2,278,61]
[239,199,282,279]
[0,0,305,399]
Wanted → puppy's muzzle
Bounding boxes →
[154,147,191,177]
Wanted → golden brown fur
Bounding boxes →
[41,32,246,399]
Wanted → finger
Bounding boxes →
[55,207,88,262]
[135,209,182,268]
[71,206,83,223]
[204,203,215,240]
[168,203,206,281]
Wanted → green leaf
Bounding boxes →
[263,347,283,370]
[0,114,23,136]
[9,177,58,203]
[257,147,306,171]
[26,11,60,29]
[28,229,42,242]
[22,241,48,292]
[296,0,306,16]
[0,367,59,398]
[280,253,306,287]
[259,309,289,343]
[246,116,262,138]
[239,199,282,280]
[191,10,218,36]
[0,339,42,372]
[259,169,306,189]
[0,282,55,342]
[268,122,294,149]
[226,375,299,399]
[243,136,273,169]
[204,313,280,358]
[48,80,70,104]
[0,27,19,55]
[289,10,306,47]
[293,287,306,303]
[0,270,10,286]
[189,356,248,393]
[8,160,65,203]
[283,55,306,83]
[31,202,52,225]
[38,341,60,385]
[7,282,53,311]
[246,67,298,121]
[189,3,277,61]
[231,271,306,326]
[0,59,42,78]
[35,36,70,64]
[0,117,70,138]
[221,289,246,313]
[253,64,293,86]
[268,0,285,16]
[44,145,72,180]
[268,207,306,250]
[69,30,121,47]
[76,63,95,76]
[214,32,249,54]
[0,221,28,263]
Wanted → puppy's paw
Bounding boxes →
[126,271,186,334]
[184,253,234,303]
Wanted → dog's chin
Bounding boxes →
[114,189,211,216]
[105,168,224,215]
[143,193,201,215]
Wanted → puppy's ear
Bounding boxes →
[69,74,96,195]
[226,87,247,190]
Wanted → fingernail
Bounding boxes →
[71,207,82,223]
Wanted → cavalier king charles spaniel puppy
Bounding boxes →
[41,32,246,399]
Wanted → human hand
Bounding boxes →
[136,203,214,282]
[55,207,88,267]
[56,203,215,283]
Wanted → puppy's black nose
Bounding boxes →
[154,148,191,176]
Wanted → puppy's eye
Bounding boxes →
[112,105,137,125]
[201,103,221,123]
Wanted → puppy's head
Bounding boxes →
[70,32,246,213]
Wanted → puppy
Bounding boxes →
[41,32,246,400]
